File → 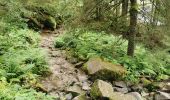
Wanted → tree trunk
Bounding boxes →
[95,0,102,20]
[122,0,129,16]
[121,0,129,38]
[127,0,138,56]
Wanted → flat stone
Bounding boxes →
[110,92,143,100]
[114,81,127,88]
[66,85,84,97]
[113,87,128,93]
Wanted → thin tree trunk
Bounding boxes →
[127,0,138,56]
[122,0,129,16]
[95,0,102,20]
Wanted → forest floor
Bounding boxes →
[39,28,90,99]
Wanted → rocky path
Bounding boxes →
[39,29,90,99]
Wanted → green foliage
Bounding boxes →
[55,29,170,82]
[0,79,55,100]
[0,29,40,55]
[0,14,51,99]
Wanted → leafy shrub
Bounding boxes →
[55,29,170,82]
[0,48,49,80]
[0,20,51,98]
[0,29,40,55]
[0,79,55,100]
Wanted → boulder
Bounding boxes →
[83,57,127,80]
[90,80,114,99]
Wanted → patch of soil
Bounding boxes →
[39,29,90,99]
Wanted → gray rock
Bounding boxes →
[72,94,87,100]
[75,62,84,68]
[113,87,128,93]
[114,81,127,88]
[127,92,143,100]
[110,92,137,100]
[77,74,88,82]
[66,85,84,97]
[82,82,91,90]
[155,91,170,100]
[65,93,73,100]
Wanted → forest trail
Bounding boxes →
[39,29,90,98]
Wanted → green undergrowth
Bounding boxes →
[0,78,54,100]
[55,28,170,83]
[0,24,54,99]
[0,0,60,99]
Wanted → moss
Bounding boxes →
[90,80,102,100]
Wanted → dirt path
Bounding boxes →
[39,29,90,99]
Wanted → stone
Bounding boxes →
[113,87,128,93]
[110,93,132,100]
[66,85,84,97]
[155,91,170,100]
[153,82,170,91]
[65,93,73,100]
[68,57,78,64]
[51,51,62,57]
[82,82,91,90]
[90,80,114,99]
[127,92,143,100]
[72,94,87,100]
[110,92,143,100]
[114,81,127,88]
[83,57,127,81]
[77,72,88,82]
[75,62,84,68]
[131,84,143,92]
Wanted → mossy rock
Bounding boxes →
[83,57,127,81]
[90,80,114,100]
